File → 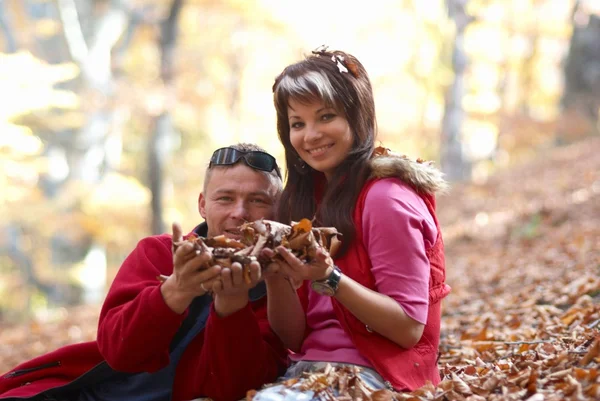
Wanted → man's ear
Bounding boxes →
[198,192,207,219]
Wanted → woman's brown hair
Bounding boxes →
[272,49,377,257]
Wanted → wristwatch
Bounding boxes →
[310,266,342,296]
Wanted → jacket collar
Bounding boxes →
[369,147,449,195]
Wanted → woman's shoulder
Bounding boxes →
[368,148,449,197]
[363,178,425,209]
[362,178,438,237]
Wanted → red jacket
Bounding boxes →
[301,158,450,391]
[0,227,287,401]
[334,178,450,391]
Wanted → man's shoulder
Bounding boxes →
[136,233,173,250]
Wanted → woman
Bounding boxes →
[260,47,451,398]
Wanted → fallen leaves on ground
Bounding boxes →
[0,138,599,401]
[0,305,99,373]
[421,137,600,400]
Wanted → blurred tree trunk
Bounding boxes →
[24,0,70,63]
[148,0,184,235]
[57,0,128,181]
[0,0,17,52]
[440,0,473,182]
[557,0,600,144]
[57,0,132,303]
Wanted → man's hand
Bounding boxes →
[211,260,262,317]
[161,223,222,314]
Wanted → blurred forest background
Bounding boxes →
[0,0,599,327]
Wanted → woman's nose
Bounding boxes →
[304,124,323,143]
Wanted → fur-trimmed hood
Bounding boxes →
[369,147,450,195]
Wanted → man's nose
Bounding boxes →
[230,200,249,221]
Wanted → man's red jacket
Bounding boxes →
[0,224,288,401]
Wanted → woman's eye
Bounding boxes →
[290,122,304,129]
[321,113,336,121]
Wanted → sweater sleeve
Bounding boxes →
[362,178,437,324]
[96,235,186,373]
[193,301,288,401]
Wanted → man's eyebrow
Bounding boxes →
[248,190,274,199]
[210,188,235,197]
[211,188,273,198]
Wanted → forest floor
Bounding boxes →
[1,136,599,400]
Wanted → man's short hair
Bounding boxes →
[203,143,283,194]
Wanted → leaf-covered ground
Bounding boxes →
[1,137,599,400]
[423,137,600,400]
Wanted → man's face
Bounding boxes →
[199,164,279,239]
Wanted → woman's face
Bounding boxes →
[287,98,354,181]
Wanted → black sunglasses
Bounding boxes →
[209,147,281,178]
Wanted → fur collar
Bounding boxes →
[369,147,450,195]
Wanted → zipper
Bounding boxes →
[3,361,61,379]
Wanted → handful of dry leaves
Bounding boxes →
[160,218,341,284]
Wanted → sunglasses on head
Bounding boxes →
[209,147,281,178]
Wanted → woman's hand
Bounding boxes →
[261,248,307,351]
[262,246,334,283]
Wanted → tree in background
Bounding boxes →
[558,0,600,144]
[0,0,289,322]
[0,0,171,316]
[0,0,594,323]
[440,0,474,182]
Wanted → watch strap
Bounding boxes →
[314,265,342,294]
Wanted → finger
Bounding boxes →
[315,247,331,261]
[275,246,303,271]
[211,278,224,294]
[261,248,276,259]
[219,268,233,291]
[202,277,222,293]
[172,222,183,243]
[229,262,244,287]
[171,223,186,256]
[273,261,299,280]
[262,262,280,277]
[177,248,213,274]
[189,251,213,269]
[173,242,198,269]
[194,264,222,283]
[248,261,261,283]
[313,248,333,269]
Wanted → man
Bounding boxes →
[0,143,287,401]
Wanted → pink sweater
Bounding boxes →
[291,178,437,366]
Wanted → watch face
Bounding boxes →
[311,280,335,296]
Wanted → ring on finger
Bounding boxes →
[201,282,208,292]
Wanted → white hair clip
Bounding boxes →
[332,55,348,74]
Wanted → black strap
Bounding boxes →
[169,294,212,352]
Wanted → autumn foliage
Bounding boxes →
[1,137,599,400]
